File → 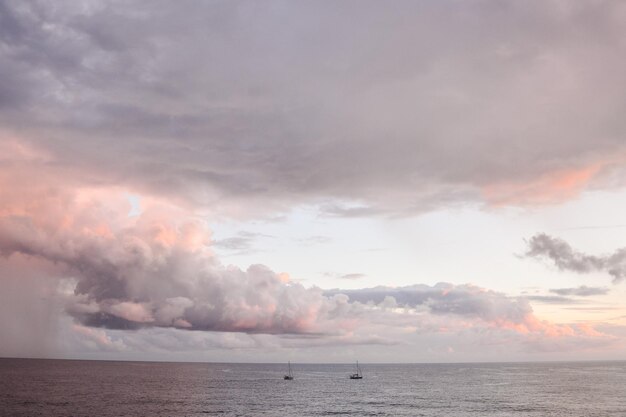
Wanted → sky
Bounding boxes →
[1,0,626,363]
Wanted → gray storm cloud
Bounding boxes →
[525,233,626,283]
[1,1,626,214]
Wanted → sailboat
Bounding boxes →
[349,361,363,379]
[284,361,294,380]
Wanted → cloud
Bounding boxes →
[212,231,272,253]
[525,233,626,283]
[319,204,388,218]
[339,273,366,280]
[482,162,615,206]
[325,283,533,325]
[71,324,128,352]
[523,295,582,305]
[296,235,332,246]
[0,160,333,334]
[1,1,626,216]
[323,272,366,280]
[549,286,610,297]
[323,284,622,354]
[0,166,609,352]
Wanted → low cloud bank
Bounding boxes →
[0,181,603,346]
[0,145,616,354]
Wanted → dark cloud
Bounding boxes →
[1,1,625,214]
[525,233,626,283]
[549,286,610,297]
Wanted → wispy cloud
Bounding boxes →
[524,295,583,305]
[323,272,367,280]
[549,286,610,297]
[319,204,387,218]
[296,235,332,246]
[212,231,273,253]
[525,233,626,283]
[339,273,367,280]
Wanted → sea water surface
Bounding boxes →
[1,359,625,416]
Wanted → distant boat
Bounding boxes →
[349,361,363,379]
[284,361,294,380]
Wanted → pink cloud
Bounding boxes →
[72,325,127,351]
[483,166,596,206]
[0,136,620,357]
[108,302,155,323]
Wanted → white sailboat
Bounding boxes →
[349,361,363,379]
[284,361,294,380]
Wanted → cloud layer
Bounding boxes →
[1,1,626,215]
[0,160,610,355]
[0,177,546,336]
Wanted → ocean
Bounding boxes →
[1,359,625,416]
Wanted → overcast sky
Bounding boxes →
[1,0,626,363]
